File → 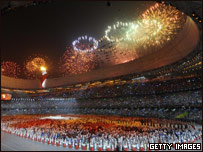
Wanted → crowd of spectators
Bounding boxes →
[1,76,202,124]
[38,77,201,99]
[2,90,202,124]
[2,90,201,109]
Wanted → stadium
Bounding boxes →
[1,1,202,151]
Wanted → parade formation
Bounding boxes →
[1,115,202,151]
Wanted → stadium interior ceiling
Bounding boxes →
[1,1,202,95]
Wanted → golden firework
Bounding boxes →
[101,2,187,65]
[26,57,46,72]
[133,2,186,48]
[24,55,49,79]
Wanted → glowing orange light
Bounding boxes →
[40,66,46,71]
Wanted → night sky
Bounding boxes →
[2,1,154,73]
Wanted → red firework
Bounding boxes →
[1,61,21,78]
[59,46,96,76]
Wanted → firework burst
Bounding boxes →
[24,54,50,79]
[1,61,21,78]
[72,35,98,52]
[103,2,187,62]
[105,22,133,42]
[59,47,96,76]
[126,2,186,49]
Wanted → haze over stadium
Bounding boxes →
[1,1,202,151]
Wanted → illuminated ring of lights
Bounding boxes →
[105,21,133,42]
[72,35,98,52]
